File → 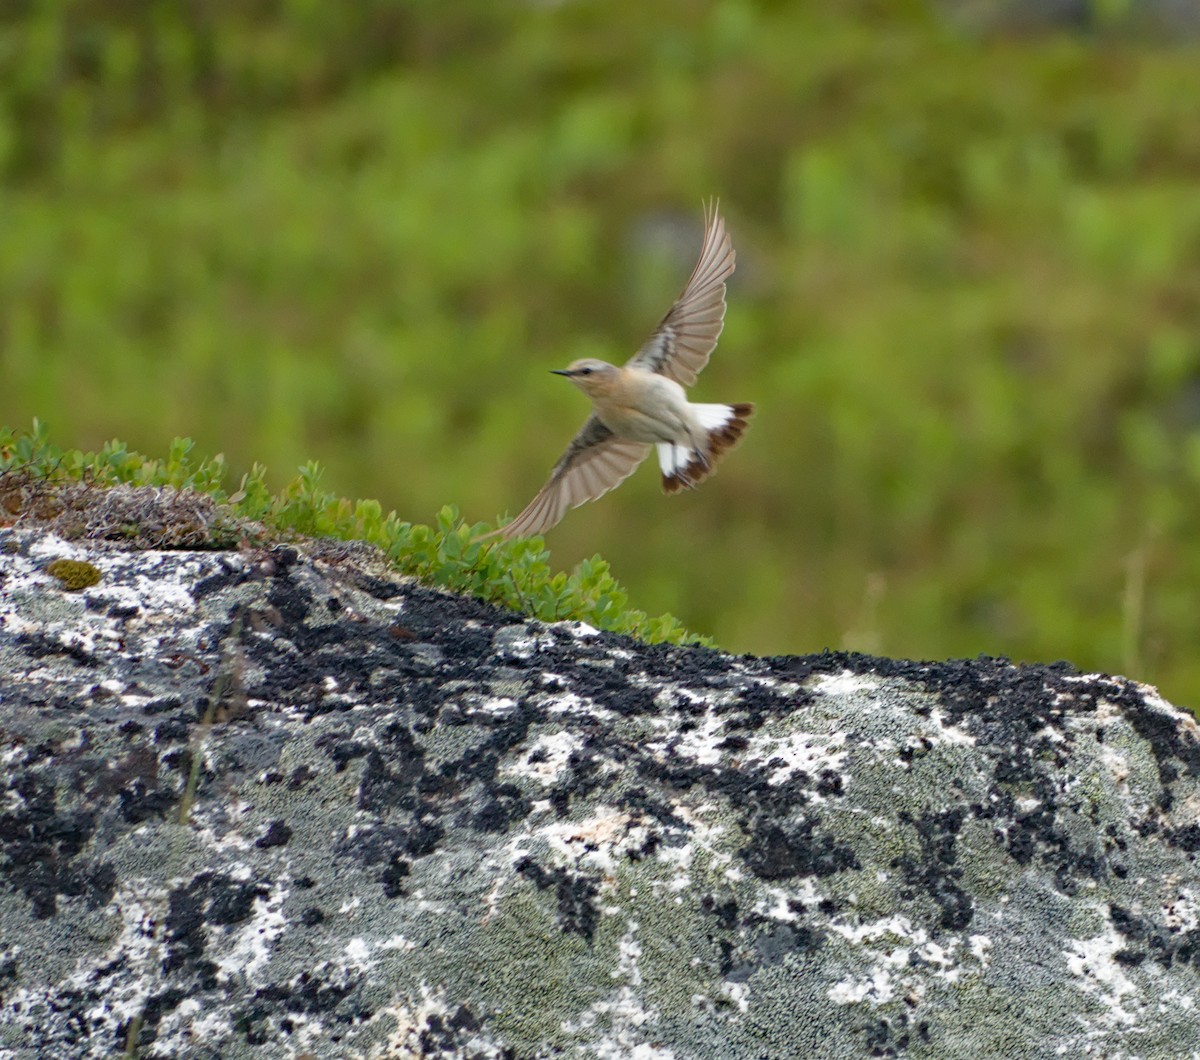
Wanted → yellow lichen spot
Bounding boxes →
[45,558,102,591]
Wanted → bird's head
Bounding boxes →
[551,358,620,399]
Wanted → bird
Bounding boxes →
[482,201,754,541]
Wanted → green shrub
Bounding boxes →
[1,422,705,645]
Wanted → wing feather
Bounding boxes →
[485,415,650,540]
[627,200,736,387]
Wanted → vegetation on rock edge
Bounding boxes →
[0,421,706,647]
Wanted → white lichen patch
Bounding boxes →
[751,881,823,923]
[827,916,992,1008]
[970,935,993,963]
[640,695,739,768]
[1098,742,1131,789]
[1064,917,1140,1027]
[568,622,600,639]
[504,730,583,785]
[215,882,288,985]
[1,610,40,637]
[26,532,89,563]
[194,804,259,854]
[811,670,881,697]
[539,806,651,876]
[342,936,377,974]
[650,803,736,893]
[829,913,920,946]
[129,571,203,616]
[828,967,899,1006]
[16,881,173,1045]
[84,583,142,614]
[653,839,695,891]
[541,689,615,721]
[166,1001,235,1046]
[925,707,976,746]
[667,710,727,767]
[717,979,751,1014]
[616,921,643,987]
[743,729,848,790]
[367,987,511,1059]
[1162,888,1200,935]
[380,934,417,952]
[493,624,541,660]
[1156,989,1196,1015]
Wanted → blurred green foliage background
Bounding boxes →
[4,2,1200,706]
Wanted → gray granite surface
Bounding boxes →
[2,526,1200,1058]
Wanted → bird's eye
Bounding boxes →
[580,367,592,375]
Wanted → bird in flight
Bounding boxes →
[483,202,754,541]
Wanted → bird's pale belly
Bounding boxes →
[594,374,694,443]
[596,401,693,444]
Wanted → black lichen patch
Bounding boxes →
[14,630,98,666]
[113,987,188,1054]
[1110,902,1200,969]
[743,820,860,881]
[337,821,439,896]
[0,951,19,997]
[153,718,190,742]
[255,820,293,848]
[1167,823,1200,853]
[119,779,178,823]
[544,743,614,818]
[193,557,253,599]
[265,554,313,625]
[412,1003,504,1059]
[358,743,428,814]
[380,854,411,898]
[515,857,600,943]
[857,1010,932,1058]
[248,970,358,1015]
[618,787,689,831]
[233,971,361,1047]
[341,569,405,602]
[894,809,974,931]
[238,584,474,717]
[0,770,113,918]
[471,782,531,833]
[1118,683,1200,780]
[81,747,177,824]
[163,872,271,983]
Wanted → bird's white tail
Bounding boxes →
[657,403,754,494]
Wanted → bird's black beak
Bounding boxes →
[550,369,573,376]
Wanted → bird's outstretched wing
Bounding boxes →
[626,200,736,388]
[482,415,651,540]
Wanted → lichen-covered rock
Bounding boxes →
[2,526,1199,1058]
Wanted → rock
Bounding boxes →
[2,525,1200,1058]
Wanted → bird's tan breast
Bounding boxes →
[592,373,691,443]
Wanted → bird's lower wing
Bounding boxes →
[485,415,651,540]
[626,200,735,388]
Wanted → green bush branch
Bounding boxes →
[1,420,706,646]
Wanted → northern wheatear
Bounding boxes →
[484,202,753,540]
